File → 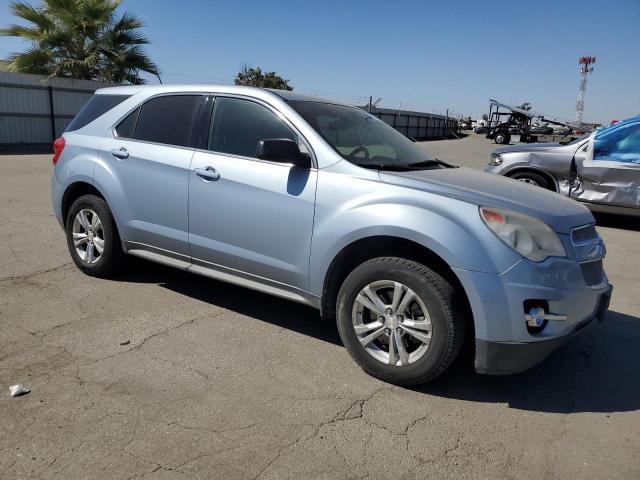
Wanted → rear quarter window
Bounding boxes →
[65,94,130,132]
[115,107,140,139]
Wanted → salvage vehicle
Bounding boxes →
[51,85,612,385]
[485,115,640,216]
[473,118,488,134]
[486,99,587,145]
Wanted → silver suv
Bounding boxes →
[51,85,612,385]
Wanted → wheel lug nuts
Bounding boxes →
[384,328,391,336]
[397,315,404,322]
[396,328,403,335]
[385,308,393,315]
[378,316,384,321]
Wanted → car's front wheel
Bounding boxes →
[510,171,551,190]
[65,194,125,277]
[336,257,466,386]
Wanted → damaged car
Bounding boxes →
[485,115,640,216]
[52,85,613,385]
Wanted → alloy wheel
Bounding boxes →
[72,208,104,264]
[517,177,539,186]
[351,280,432,366]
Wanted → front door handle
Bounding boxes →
[194,166,221,181]
[111,147,129,159]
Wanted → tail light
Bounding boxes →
[52,137,65,165]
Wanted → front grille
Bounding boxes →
[580,260,605,286]
[572,224,598,244]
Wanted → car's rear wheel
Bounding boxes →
[510,171,551,190]
[65,194,125,277]
[336,257,465,386]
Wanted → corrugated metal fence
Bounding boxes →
[0,71,458,147]
[369,107,457,140]
[0,71,113,147]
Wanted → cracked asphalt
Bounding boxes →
[1,134,639,479]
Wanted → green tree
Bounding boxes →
[234,63,293,91]
[1,0,160,84]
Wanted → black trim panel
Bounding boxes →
[475,285,612,375]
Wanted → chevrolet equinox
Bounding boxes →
[51,85,612,385]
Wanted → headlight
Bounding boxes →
[489,153,503,165]
[480,207,566,262]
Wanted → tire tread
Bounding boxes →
[66,194,126,277]
[337,256,466,386]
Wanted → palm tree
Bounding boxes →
[0,0,160,84]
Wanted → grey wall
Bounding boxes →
[0,71,114,147]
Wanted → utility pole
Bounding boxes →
[575,56,596,124]
[367,97,381,113]
[445,108,449,136]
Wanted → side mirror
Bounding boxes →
[256,139,310,168]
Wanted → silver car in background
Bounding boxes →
[485,115,640,216]
[51,85,612,385]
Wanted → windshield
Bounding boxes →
[289,101,446,170]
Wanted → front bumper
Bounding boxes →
[453,251,612,375]
[475,285,611,375]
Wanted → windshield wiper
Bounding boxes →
[354,158,457,172]
[354,163,417,172]
[407,158,457,169]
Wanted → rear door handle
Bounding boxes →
[194,166,221,181]
[111,147,129,159]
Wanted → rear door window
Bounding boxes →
[66,94,130,132]
[208,97,297,158]
[133,95,206,148]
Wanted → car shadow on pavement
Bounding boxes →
[115,259,640,414]
[115,258,342,347]
[418,310,640,414]
[593,212,640,232]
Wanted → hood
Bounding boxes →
[380,167,593,234]
[493,142,560,154]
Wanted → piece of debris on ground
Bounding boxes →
[9,385,30,397]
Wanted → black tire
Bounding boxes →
[510,171,551,190]
[494,132,510,144]
[65,194,126,277]
[336,257,466,386]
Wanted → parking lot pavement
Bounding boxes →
[1,139,639,479]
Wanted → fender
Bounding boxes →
[52,133,104,225]
[308,169,521,297]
